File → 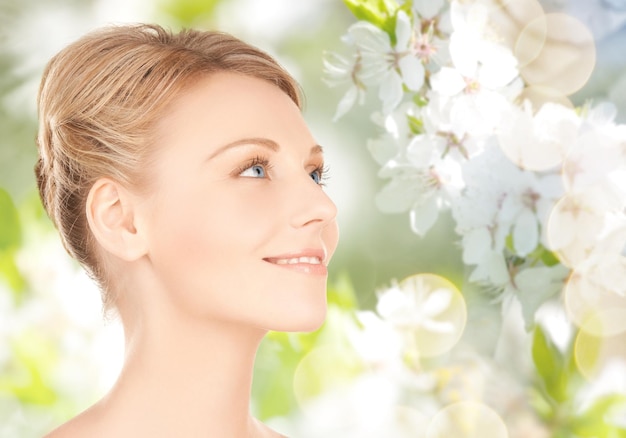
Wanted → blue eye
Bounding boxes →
[240,164,266,178]
[237,156,271,178]
[310,170,321,184]
[310,165,328,186]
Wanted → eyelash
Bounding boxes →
[235,156,273,177]
[311,164,330,186]
[235,155,329,186]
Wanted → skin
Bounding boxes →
[46,72,339,437]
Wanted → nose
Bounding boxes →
[289,178,338,229]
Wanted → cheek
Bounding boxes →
[155,193,263,267]
[144,188,276,302]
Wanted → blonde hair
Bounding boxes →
[35,24,301,311]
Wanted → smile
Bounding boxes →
[271,256,322,265]
[263,251,328,275]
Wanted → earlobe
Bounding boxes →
[86,178,148,262]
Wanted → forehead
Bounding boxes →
[154,72,312,149]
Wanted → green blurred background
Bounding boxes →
[2,0,626,436]
[0,0,463,434]
[0,0,463,309]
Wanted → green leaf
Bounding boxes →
[343,0,400,40]
[412,93,428,107]
[0,187,21,251]
[407,114,424,135]
[532,324,569,403]
[540,248,561,267]
[0,332,58,406]
[0,249,26,301]
[0,188,26,299]
[528,387,554,421]
[572,394,626,437]
[327,271,358,310]
[505,233,514,252]
[158,0,223,27]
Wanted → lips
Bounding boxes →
[267,256,322,265]
[263,249,328,275]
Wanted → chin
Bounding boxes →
[269,302,327,333]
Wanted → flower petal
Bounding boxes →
[398,55,425,91]
[333,85,359,121]
[462,227,491,264]
[406,135,437,168]
[375,174,420,213]
[421,319,455,333]
[421,288,452,317]
[395,10,412,50]
[348,21,391,53]
[414,0,445,19]
[379,70,404,113]
[513,208,539,257]
[487,251,510,285]
[410,195,439,237]
[430,67,465,96]
[376,287,408,318]
[367,137,398,166]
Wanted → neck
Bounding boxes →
[100,307,267,437]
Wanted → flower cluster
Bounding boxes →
[324,0,626,434]
[325,0,626,333]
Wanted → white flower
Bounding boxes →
[375,157,462,237]
[428,1,521,138]
[497,100,581,171]
[367,103,422,166]
[376,278,455,333]
[562,104,626,194]
[413,0,446,21]
[452,143,514,232]
[347,311,403,369]
[498,170,563,257]
[546,183,626,269]
[504,265,570,330]
[583,213,626,298]
[449,0,504,47]
[451,144,563,287]
[286,373,430,438]
[410,2,451,67]
[374,163,435,211]
[370,101,466,237]
[346,10,425,113]
[461,229,509,286]
[323,51,366,121]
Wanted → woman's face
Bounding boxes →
[138,72,339,332]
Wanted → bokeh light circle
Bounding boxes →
[564,270,626,337]
[292,345,362,409]
[517,13,596,96]
[426,401,509,438]
[497,98,577,170]
[575,328,626,380]
[545,193,606,269]
[484,0,546,53]
[388,273,467,358]
[516,85,573,111]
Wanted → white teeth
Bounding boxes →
[274,256,321,265]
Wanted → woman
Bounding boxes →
[36,24,339,437]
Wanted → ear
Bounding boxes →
[86,178,148,262]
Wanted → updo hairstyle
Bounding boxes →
[35,24,301,311]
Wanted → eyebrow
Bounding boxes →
[207,137,323,160]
